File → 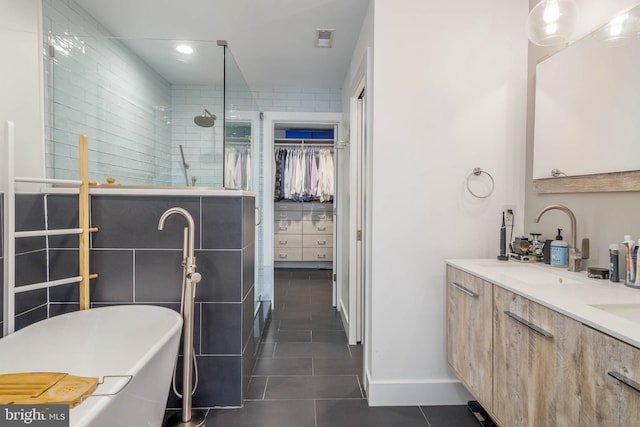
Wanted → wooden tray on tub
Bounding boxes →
[0,372,99,407]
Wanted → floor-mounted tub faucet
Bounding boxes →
[158,207,205,427]
[534,204,589,272]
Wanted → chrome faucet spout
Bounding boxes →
[158,207,195,260]
[534,204,587,272]
[534,204,577,251]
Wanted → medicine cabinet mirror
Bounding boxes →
[532,3,640,193]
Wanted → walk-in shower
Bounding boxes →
[194,109,216,128]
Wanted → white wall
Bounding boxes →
[0,0,45,188]
[363,0,528,405]
[524,0,640,270]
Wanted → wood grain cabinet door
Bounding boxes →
[581,325,640,427]
[446,266,493,410]
[493,286,581,427]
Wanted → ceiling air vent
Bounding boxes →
[315,29,335,48]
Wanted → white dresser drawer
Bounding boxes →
[274,220,303,234]
[302,247,333,261]
[302,219,332,234]
[275,211,303,221]
[275,248,303,261]
[303,210,333,221]
[302,202,333,213]
[303,235,333,248]
[275,202,303,212]
[274,234,303,248]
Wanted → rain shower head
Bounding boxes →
[194,109,216,127]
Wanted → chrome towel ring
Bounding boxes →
[466,167,494,198]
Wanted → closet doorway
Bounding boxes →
[261,112,343,311]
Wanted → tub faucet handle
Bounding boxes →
[188,272,202,284]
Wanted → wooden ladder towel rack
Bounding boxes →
[2,121,98,335]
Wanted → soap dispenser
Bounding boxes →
[550,228,569,268]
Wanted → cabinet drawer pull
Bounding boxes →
[279,226,288,231]
[608,371,640,394]
[451,282,478,298]
[279,214,288,219]
[279,253,288,259]
[317,254,327,259]
[317,226,326,231]
[319,214,327,219]
[317,240,327,245]
[504,311,553,338]
[279,240,288,245]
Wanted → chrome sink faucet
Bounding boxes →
[534,204,589,272]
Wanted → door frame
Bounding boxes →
[261,111,343,309]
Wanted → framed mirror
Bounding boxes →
[532,3,640,193]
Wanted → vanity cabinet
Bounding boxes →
[493,287,582,427]
[581,325,640,427]
[274,201,333,262]
[446,266,493,411]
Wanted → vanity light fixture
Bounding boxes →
[593,10,640,44]
[315,29,335,48]
[176,44,194,55]
[527,0,579,46]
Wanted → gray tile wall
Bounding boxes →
[2,192,255,408]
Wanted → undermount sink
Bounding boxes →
[590,304,640,324]
[482,264,583,286]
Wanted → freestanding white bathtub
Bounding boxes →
[0,305,183,427]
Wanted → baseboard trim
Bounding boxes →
[366,378,473,406]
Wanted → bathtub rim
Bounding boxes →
[0,304,183,425]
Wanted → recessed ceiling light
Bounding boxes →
[315,29,335,48]
[176,44,194,55]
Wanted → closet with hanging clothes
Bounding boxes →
[273,123,336,265]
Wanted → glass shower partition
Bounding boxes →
[45,32,225,187]
[223,46,269,337]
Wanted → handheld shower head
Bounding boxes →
[194,109,216,127]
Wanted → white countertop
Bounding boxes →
[41,186,255,197]
[446,259,640,349]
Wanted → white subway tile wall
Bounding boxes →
[42,0,341,188]
[252,86,342,113]
[43,0,173,186]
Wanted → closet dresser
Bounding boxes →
[274,201,333,262]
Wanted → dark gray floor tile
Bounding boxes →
[253,358,312,376]
[274,342,350,359]
[244,376,267,400]
[316,400,429,427]
[313,357,363,376]
[262,329,311,343]
[278,319,314,330]
[312,330,348,344]
[256,342,276,358]
[421,405,480,427]
[265,375,362,399]
[207,400,315,427]
[271,310,312,321]
[349,344,364,359]
[278,295,311,307]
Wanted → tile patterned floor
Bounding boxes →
[179,268,480,427]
